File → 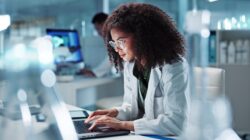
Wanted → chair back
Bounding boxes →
[193,67,225,98]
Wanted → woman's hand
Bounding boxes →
[78,68,96,77]
[85,108,118,123]
[87,115,134,131]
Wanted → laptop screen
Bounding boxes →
[46,28,84,64]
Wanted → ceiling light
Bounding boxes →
[208,0,218,2]
[0,15,11,31]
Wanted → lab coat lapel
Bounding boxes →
[144,68,161,119]
[131,71,139,118]
[127,62,139,119]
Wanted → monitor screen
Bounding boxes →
[46,29,83,64]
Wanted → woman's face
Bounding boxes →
[110,28,135,62]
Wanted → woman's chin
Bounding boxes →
[122,58,128,61]
[121,56,128,61]
[123,57,134,62]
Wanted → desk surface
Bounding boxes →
[56,75,120,89]
[90,134,162,140]
[55,76,122,105]
[90,134,176,140]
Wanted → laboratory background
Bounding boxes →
[0,0,249,140]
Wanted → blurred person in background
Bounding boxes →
[80,12,113,77]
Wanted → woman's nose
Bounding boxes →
[114,47,121,52]
[114,48,118,52]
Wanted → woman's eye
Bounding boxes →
[118,40,124,43]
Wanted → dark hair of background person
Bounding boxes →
[91,12,108,24]
[103,3,185,71]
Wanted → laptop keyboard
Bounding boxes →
[73,120,130,139]
[73,120,110,133]
[73,120,92,133]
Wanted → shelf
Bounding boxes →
[215,30,250,65]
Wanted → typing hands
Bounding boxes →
[84,108,134,131]
[86,115,123,130]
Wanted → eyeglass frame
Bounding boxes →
[108,38,127,50]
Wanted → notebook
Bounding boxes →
[70,110,130,139]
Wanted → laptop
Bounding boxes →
[69,110,130,139]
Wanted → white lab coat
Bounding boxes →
[92,56,112,77]
[115,58,190,136]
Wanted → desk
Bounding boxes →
[55,76,121,106]
[90,134,173,140]
[89,135,176,140]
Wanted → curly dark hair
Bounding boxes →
[103,3,185,71]
[91,12,108,24]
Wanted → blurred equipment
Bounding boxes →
[180,9,241,140]
[0,36,78,140]
[46,29,84,76]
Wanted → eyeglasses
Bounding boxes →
[108,39,126,50]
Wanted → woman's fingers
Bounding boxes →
[88,110,101,117]
[85,115,101,123]
[88,116,122,131]
[85,110,107,122]
[88,121,98,130]
[88,115,109,130]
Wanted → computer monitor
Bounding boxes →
[46,29,84,64]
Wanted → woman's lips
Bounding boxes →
[119,54,125,58]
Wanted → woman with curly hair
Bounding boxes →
[85,3,190,136]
